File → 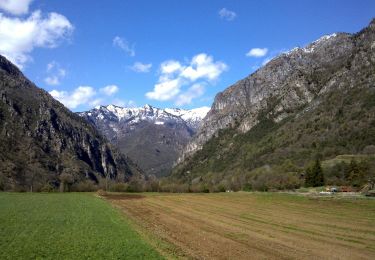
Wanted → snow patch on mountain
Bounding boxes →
[79,104,210,130]
[284,33,339,56]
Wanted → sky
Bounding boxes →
[0,0,374,112]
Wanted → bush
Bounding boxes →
[244,165,302,191]
[71,180,98,192]
[97,189,107,196]
[159,183,189,193]
[40,183,55,192]
[345,159,366,187]
[110,183,128,192]
[216,184,227,192]
[142,180,160,192]
[363,145,375,154]
[126,179,143,192]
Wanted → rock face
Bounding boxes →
[0,55,141,191]
[79,105,209,177]
[181,19,375,162]
[170,19,375,185]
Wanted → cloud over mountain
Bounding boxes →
[146,53,227,105]
[246,48,268,57]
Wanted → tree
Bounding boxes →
[305,159,325,187]
[345,159,365,187]
[59,172,74,192]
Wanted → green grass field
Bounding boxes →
[0,193,162,259]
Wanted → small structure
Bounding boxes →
[330,187,338,192]
[340,186,353,192]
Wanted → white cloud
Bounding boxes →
[146,77,183,101]
[58,68,66,77]
[0,0,33,15]
[146,53,227,105]
[50,86,96,109]
[175,83,205,106]
[44,61,66,86]
[218,8,236,21]
[160,60,183,74]
[129,62,152,73]
[47,61,55,71]
[100,85,119,96]
[44,76,60,86]
[0,10,73,68]
[180,53,227,81]
[50,84,128,110]
[113,36,135,57]
[246,48,268,58]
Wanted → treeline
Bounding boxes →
[1,156,374,193]
[163,157,375,193]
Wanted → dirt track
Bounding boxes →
[105,192,375,259]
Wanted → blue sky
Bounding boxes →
[0,0,374,112]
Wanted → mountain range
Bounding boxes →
[1,19,375,192]
[78,105,209,177]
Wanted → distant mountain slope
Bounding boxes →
[171,19,375,185]
[0,55,141,191]
[79,105,209,177]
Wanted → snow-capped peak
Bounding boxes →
[79,104,210,130]
[283,33,339,56]
[165,106,210,120]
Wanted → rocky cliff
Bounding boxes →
[171,19,375,184]
[181,19,375,161]
[0,55,141,191]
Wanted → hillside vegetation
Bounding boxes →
[170,19,375,191]
[170,72,375,191]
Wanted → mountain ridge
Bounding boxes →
[79,104,209,177]
[179,19,374,162]
[171,18,375,189]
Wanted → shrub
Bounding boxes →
[345,159,366,187]
[40,183,55,192]
[126,179,143,192]
[71,180,98,192]
[110,183,128,192]
[363,145,375,155]
[160,183,189,193]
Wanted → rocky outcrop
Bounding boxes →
[180,18,375,161]
[0,55,140,191]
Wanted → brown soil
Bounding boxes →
[104,192,375,259]
[102,193,145,200]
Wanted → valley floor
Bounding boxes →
[104,192,375,260]
[0,193,161,259]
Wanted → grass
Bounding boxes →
[0,192,162,260]
[322,154,375,168]
[105,192,375,259]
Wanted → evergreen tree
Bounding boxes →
[313,159,325,186]
[304,167,314,187]
[304,159,325,187]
